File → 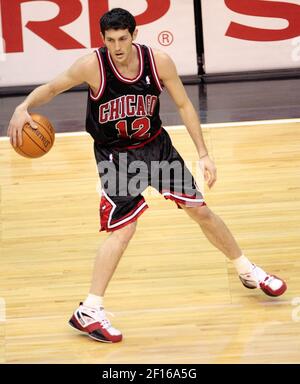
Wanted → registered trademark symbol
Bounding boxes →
[158,31,174,46]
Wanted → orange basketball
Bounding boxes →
[14,113,55,158]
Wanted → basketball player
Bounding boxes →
[7,8,287,343]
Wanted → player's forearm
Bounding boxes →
[17,83,56,111]
[178,102,208,157]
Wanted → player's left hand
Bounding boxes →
[201,155,217,189]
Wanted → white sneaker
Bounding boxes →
[69,303,122,343]
[239,264,287,297]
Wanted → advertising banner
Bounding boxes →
[201,0,300,73]
[0,0,197,86]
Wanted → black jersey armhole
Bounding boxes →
[147,47,164,93]
[90,49,106,101]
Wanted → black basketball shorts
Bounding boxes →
[94,128,205,232]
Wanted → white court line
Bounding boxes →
[203,118,300,128]
[165,117,300,130]
[51,117,300,136]
[1,118,300,142]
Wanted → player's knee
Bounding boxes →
[185,204,213,223]
[113,221,137,245]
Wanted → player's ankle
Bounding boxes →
[232,254,254,275]
[83,293,104,309]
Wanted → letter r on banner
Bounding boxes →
[1,0,85,53]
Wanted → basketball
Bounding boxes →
[13,113,55,158]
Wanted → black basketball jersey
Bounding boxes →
[85,43,163,149]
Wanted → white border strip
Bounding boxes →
[1,118,300,142]
[164,118,300,130]
[202,118,300,129]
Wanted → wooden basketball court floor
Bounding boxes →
[0,120,299,364]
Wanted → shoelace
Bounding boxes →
[250,265,268,284]
[95,308,115,330]
[260,275,274,287]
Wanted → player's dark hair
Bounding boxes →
[100,8,136,36]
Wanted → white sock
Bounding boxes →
[83,294,104,309]
[232,254,254,275]
[253,265,268,283]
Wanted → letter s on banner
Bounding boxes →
[89,0,171,47]
[1,0,85,53]
[225,0,300,41]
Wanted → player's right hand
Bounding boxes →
[7,107,38,147]
[201,155,217,189]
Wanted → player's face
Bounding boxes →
[102,29,137,64]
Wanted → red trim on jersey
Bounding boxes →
[99,193,114,230]
[114,127,162,150]
[100,193,148,232]
[147,47,163,93]
[110,199,147,225]
[105,204,148,232]
[90,49,106,101]
[162,190,206,207]
[107,43,143,83]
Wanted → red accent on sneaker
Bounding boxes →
[69,307,122,343]
[259,275,287,297]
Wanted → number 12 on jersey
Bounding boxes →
[116,117,151,140]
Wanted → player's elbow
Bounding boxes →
[45,82,63,99]
[178,98,194,114]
